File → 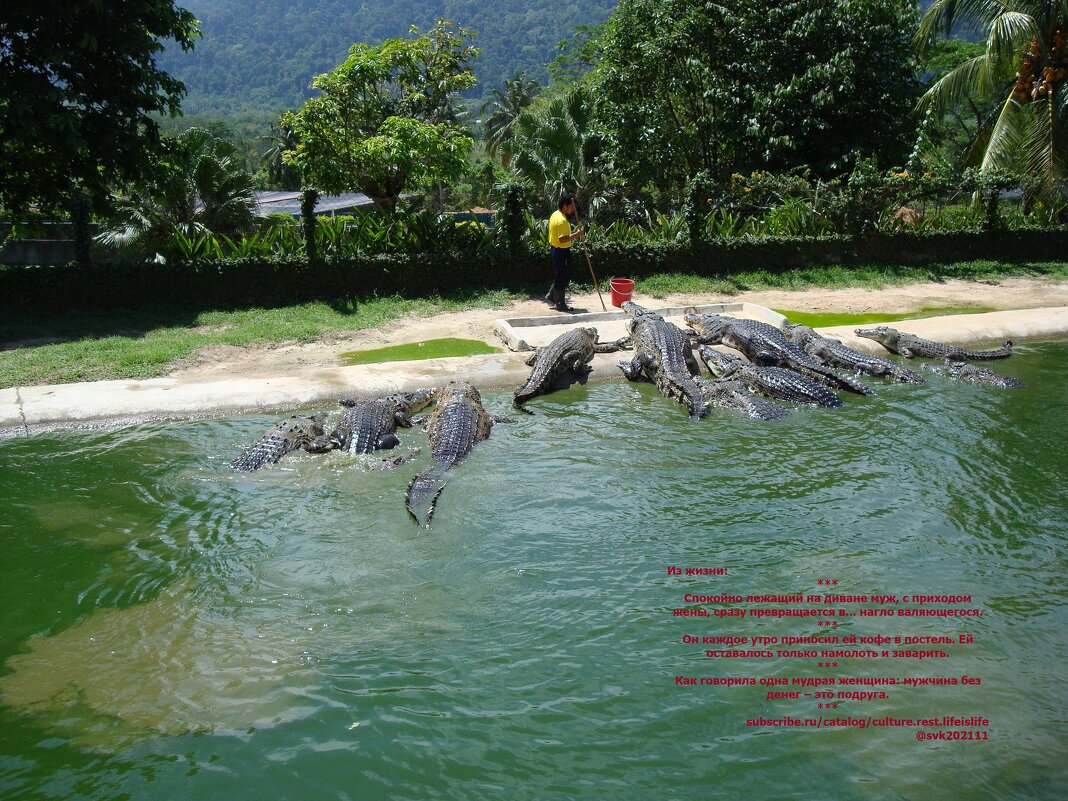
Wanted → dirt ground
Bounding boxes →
[169,277,1068,380]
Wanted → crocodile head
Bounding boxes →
[280,413,325,438]
[397,387,438,413]
[685,313,729,340]
[782,323,816,344]
[854,325,899,347]
[623,302,667,332]
[697,345,743,377]
[620,300,652,319]
[438,381,482,405]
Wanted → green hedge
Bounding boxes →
[0,248,543,312]
[591,229,1068,277]
[3,228,1066,314]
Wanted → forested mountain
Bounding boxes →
[159,0,617,114]
[917,0,983,40]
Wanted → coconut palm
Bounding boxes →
[506,88,615,218]
[480,72,541,166]
[916,0,1068,199]
[98,128,257,257]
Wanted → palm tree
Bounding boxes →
[507,88,614,217]
[98,128,256,257]
[916,1,1068,200]
[261,121,301,190]
[480,72,541,167]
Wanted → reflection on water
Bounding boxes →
[0,341,1065,799]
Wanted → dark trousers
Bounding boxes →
[550,246,573,291]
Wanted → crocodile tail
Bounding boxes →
[406,465,449,528]
[825,367,871,396]
[512,386,538,412]
[230,445,273,472]
[982,340,1013,359]
[511,395,536,415]
[230,436,289,472]
[890,364,926,384]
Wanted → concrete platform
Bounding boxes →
[2,305,1067,436]
[493,302,785,350]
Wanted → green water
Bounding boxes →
[1,342,1067,800]
[775,306,999,328]
[340,338,501,365]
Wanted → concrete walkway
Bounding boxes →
[2,305,1066,435]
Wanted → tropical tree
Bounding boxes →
[595,0,919,190]
[281,20,478,210]
[480,72,541,166]
[0,2,199,216]
[506,88,615,216]
[549,23,608,85]
[911,40,988,169]
[97,128,256,257]
[916,0,1068,200]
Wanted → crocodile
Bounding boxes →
[921,359,1024,388]
[325,388,437,454]
[230,413,326,472]
[406,382,514,527]
[513,327,629,410]
[854,326,1013,360]
[782,323,925,384]
[685,313,870,395]
[617,301,710,419]
[697,346,843,408]
[692,376,791,421]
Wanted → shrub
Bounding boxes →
[11,228,1067,315]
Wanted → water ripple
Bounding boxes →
[0,342,1066,799]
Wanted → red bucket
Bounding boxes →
[609,278,634,308]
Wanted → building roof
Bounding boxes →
[254,191,377,217]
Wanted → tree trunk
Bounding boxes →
[301,188,319,263]
[70,190,92,269]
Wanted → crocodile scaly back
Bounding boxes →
[406,382,498,527]
[230,414,326,472]
[855,326,1013,360]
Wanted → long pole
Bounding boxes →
[574,208,607,311]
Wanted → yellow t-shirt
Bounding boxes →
[548,210,572,248]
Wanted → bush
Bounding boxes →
[5,228,1066,314]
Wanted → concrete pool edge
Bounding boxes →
[2,305,1066,435]
[492,301,785,350]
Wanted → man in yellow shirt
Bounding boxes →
[546,192,584,312]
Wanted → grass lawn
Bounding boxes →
[632,259,1068,297]
[0,291,523,387]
